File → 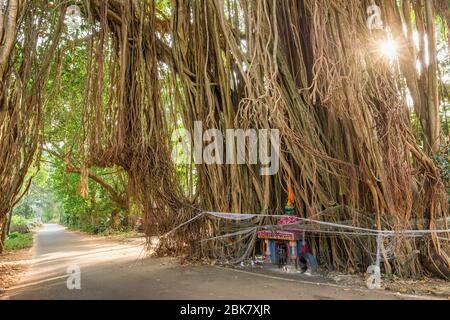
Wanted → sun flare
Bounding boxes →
[379,39,398,60]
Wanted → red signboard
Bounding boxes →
[257,230,302,241]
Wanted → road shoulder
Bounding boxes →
[0,247,33,296]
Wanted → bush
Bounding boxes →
[5,232,33,251]
[11,215,30,226]
[7,232,20,239]
[9,215,41,234]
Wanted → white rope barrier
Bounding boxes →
[156,208,449,283]
[203,211,450,237]
[159,209,450,242]
[199,227,258,242]
[160,212,206,238]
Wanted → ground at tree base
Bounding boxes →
[195,262,450,299]
[383,277,449,298]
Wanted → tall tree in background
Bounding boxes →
[384,0,443,155]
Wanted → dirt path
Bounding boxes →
[0,224,441,300]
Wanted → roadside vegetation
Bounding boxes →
[2,216,38,253]
[4,232,33,251]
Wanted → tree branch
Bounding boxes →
[43,148,128,210]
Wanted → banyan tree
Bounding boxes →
[0,0,449,278]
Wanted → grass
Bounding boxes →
[4,232,33,251]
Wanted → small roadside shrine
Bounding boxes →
[257,184,317,272]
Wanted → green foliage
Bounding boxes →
[7,232,20,239]
[48,156,129,232]
[435,154,449,183]
[434,151,450,202]
[5,232,33,251]
[37,37,131,233]
[13,201,34,219]
[9,215,42,234]
[11,215,30,226]
[13,163,61,223]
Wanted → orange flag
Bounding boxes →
[287,182,295,206]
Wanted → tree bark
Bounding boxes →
[0,0,19,127]
[6,209,13,235]
[0,213,7,253]
[0,0,18,67]
[424,0,440,154]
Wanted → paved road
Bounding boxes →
[3,224,428,300]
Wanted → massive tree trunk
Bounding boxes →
[79,0,448,276]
